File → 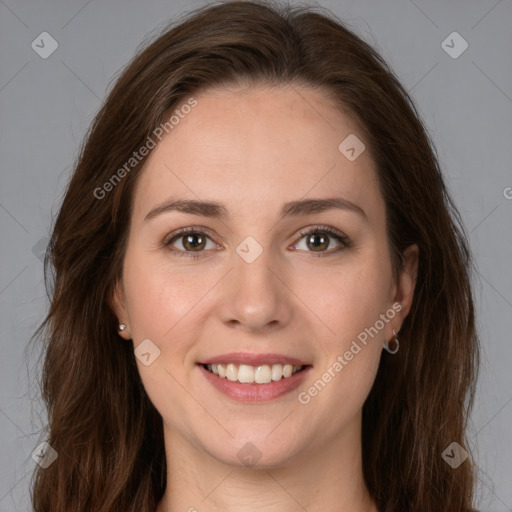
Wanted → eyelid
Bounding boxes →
[295,224,350,243]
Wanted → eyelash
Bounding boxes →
[163,225,352,259]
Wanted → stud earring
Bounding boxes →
[383,328,399,354]
[119,324,127,331]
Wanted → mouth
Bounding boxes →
[201,362,307,384]
[196,355,313,402]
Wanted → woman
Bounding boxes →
[30,1,480,511]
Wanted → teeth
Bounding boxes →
[238,364,255,383]
[271,363,282,381]
[255,365,272,384]
[204,363,303,384]
[226,363,238,381]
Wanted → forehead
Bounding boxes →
[132,84,383,224]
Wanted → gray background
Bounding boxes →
[0,0,511,510]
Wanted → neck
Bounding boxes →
[156,416,377,512]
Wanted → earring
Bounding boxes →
[119,324,127,331]
[383,328,399,354]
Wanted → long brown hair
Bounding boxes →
[30,1,480,510]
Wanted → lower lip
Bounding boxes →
[197,364,312,403]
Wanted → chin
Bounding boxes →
[201,434,302,470]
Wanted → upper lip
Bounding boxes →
[199,352,311,366]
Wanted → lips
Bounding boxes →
[197,352,313,402]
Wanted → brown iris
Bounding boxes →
[182,233,206,251]
[306,232,329,252]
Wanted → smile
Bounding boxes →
[197,363,312,403]
[203,363,305,384]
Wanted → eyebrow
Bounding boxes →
[144,197,367,222]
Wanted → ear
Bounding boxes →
[110,280,131,340]
[392,243,419,325]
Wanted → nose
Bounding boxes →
[218,241,292,334]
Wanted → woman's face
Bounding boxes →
[113,84,417,468]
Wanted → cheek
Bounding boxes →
[292,252,390,402]
[121,251,200,428]
[294,253,392,339]
[122,249,205,340]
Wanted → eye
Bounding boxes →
[164,227,218,258]
[292,226,352,256]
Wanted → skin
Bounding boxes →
[112,83,418,512]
